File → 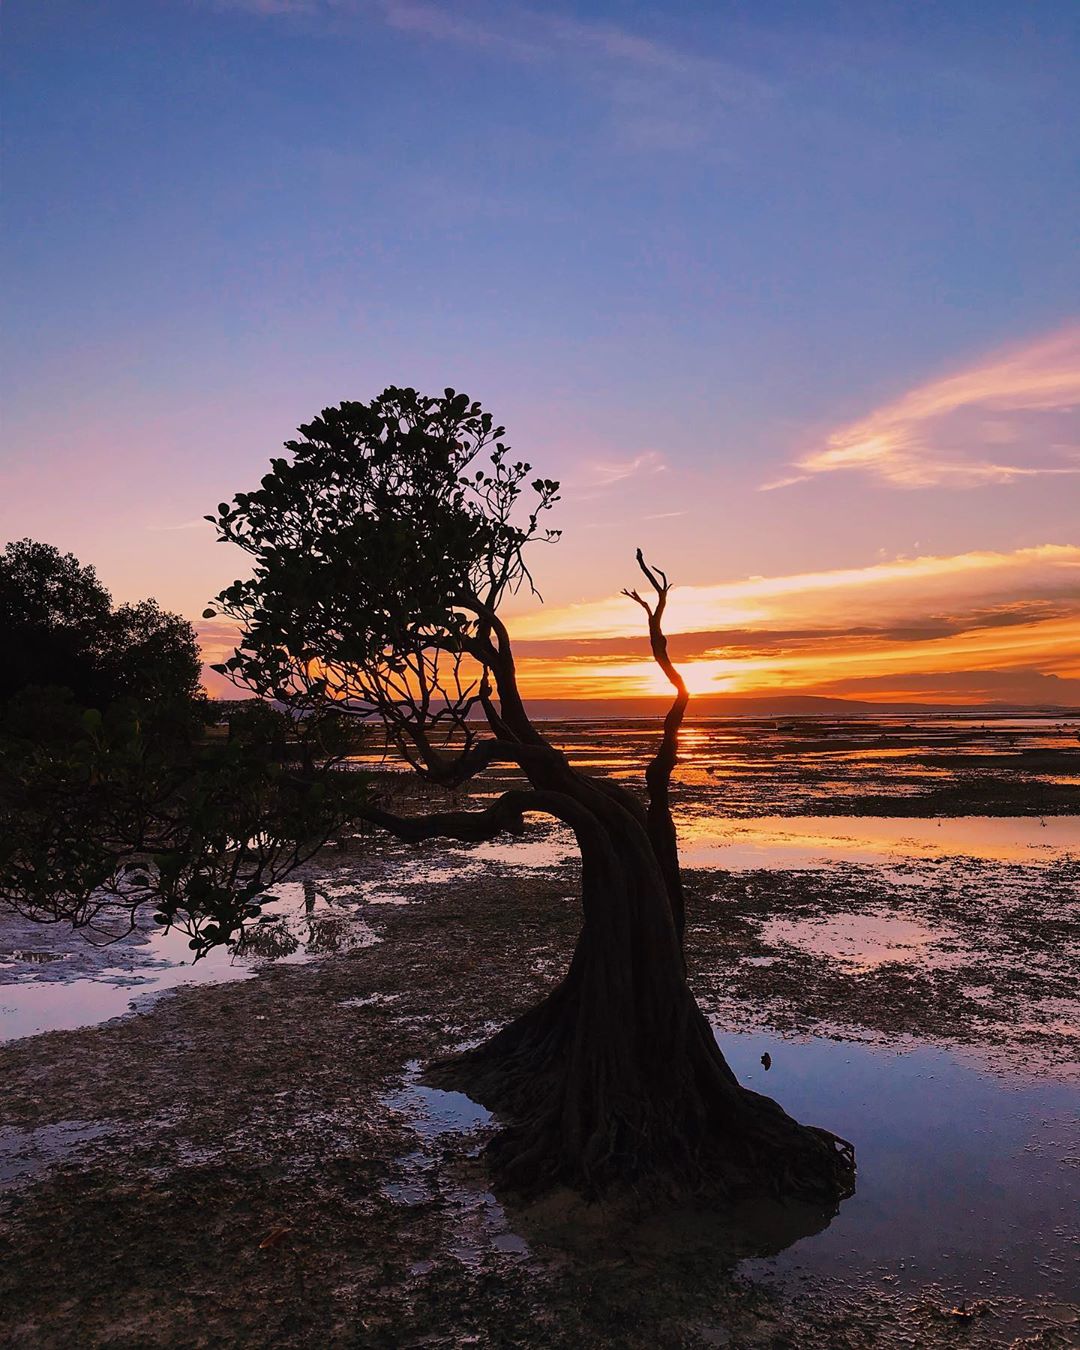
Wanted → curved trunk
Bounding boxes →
[429,795,855,1204]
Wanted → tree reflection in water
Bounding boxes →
[233,879,379,960]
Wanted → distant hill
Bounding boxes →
[517,694,1080,720]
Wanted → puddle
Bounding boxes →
[0,1119,115,1193]
[339,992,400,1009]
[717,1031,1079,1325]
[383,1064,492,1142]
[679,815,1080,869]
[0,880,382,1044]
[467,813,1080,875]
[381,1060,530,1269]
[759,912,964,972]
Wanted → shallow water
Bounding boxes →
[758,911,957,971]
[0,880,380,1042]
[5,714,1077,1046]
[0,1119,114,1193]
[380,1061,529,1267]
[680,814,1080,868]
[471,812,1080,872]
[721,1032,1079,1310]
[348,715,1080,820]
[375,1033,1078,1332]
[4,804,1077,1043]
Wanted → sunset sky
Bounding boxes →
[3,2,1079,706]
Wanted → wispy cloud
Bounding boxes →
[581,450,667,487]
[378,0,542,58]
[393,3,771,148]
[765,325,1080,490]
[215,0,318,14]
[220,0,770,151]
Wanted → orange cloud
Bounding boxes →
[507,544,1080,704]
[512,613,1080,703]
[765,325,1080,489]
[512,544,1080,641]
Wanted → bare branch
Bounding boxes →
[627,549,689,943]
[620,587,652,618]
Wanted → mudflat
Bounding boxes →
[2,716,1078,1348]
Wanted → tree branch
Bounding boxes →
[421,736,563,789]
[462,597,549,748]
[625,548,689,944]
[357,786,596,846]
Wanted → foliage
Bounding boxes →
[0,689,366,957]
[0,539,203,710]
[106,598,203,706]
[205,388,559,771]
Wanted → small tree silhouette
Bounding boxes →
[207,387,855,1203]
[0,540,203,709]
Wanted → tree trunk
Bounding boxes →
[428,801,855,1205]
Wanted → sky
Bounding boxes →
[3,1,1079,706]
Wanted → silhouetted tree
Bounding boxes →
[0,693,362,956]
[205,387,855,1203]
[0,540,202,710]
[0,540,357,954]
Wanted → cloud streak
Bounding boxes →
[222,0,770,151]
[581,451,667,487]
[512,543,1080,642]
[765,325,1080,490]
[506,543,1080,704]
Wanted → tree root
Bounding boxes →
[425,1003,857,1209]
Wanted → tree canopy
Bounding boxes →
[0,693,362,955]
[0,540,357,955]
[205,387,559,774]
[0,539,203,710]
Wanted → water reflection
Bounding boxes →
[759,912,959,972]
[0,879,381,1043]
[677,814,1080,868]
[720,1032,1079,1309]
[377,1030,1079,1318]
[466,812,1080,874]
[380,1059,839,1270]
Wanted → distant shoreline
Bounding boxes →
[207,694,1080,721]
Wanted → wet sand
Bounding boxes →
[1,716,1078,1347]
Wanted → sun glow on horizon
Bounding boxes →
[200,542,1080,707]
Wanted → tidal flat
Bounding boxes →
[1,715,1078,1347]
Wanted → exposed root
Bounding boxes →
[425,995,857,1209]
